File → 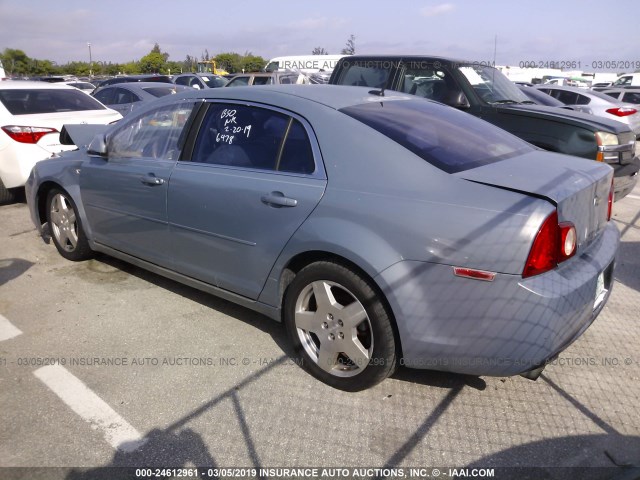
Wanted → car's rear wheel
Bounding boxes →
[46,189,93,261]
[284,261,397,391]
[0,178,17,205]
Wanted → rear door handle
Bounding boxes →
[261,191,298,208]
[140,174,165,186]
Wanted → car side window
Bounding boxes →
[108,101,195,160]
[226,76,249,87]
[190,103,315,174]
[174,76,189,86]
[555,90,579,104]
[575,94,590,105]
[623,92,640,104]
[337,64,391,88]
[113,87,138,104]
[93,88,114,105]
[253,76,272,85]
[615,76,632,86]
[401,67,456,103]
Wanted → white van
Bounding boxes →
[264,55,347,74]
[0,60,6,80]
[612,73,640,87]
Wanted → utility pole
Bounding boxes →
[87,42,93,76]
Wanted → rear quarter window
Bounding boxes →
[340,100,533,173]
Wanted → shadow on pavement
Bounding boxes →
[0,258,34,286]
[614,240,640,293]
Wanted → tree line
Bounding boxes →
[0,44,267,78]
[0,36,356,78]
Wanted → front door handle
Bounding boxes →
[140,174,165,186]
[261,191,298,208]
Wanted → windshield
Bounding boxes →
[458,65,529,104]
[202,75,228,88]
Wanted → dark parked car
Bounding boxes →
[92,82,190,116]
[329,56,639,200]
[173,73,228,89]
[94,75,173,88]
[26,85,618,391]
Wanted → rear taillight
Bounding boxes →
[1,125,58,144]
[607,178,614,220]
[523,211,577,278]
[605,107,637,117]
[558,222,577,262]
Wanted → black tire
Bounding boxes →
[283,260,397,391]
[0,178,17,205]
[46,188,93,261]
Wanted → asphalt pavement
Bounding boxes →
[0,182,639,480]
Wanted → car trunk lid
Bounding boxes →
[455,151,613,252]
[14,110,121,154]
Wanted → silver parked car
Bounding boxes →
[173,73,228,89]
[26,85,619,391]
[601,88,640,105]
[92,82,191,116]
[535,84,640,135]
[224,72,308,87]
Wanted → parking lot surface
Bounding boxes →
[0,182,639,480]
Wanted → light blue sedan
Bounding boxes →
[26,85,619,391]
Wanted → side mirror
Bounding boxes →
[87,134,108,157]
[446,91,471,109]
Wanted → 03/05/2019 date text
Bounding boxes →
[518,60,640,70]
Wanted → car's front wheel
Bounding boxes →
[46,189,93,261]
[284,261,397,391]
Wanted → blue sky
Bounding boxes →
[1,0,639,71]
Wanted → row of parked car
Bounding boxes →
[2,56,639,204]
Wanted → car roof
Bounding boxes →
[100,82,187,90]
[602,87,640,93]
[0,80,79,90]
[176,73,222,77]
[173,84,414,110]
[537,84,586,91]
[340,54,472,65]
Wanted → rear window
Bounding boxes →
[340,100,532,173]
[0,89,106,115]
[142,86,181,98]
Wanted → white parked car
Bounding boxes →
[0,81,122,202]
[535,84,640,136]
